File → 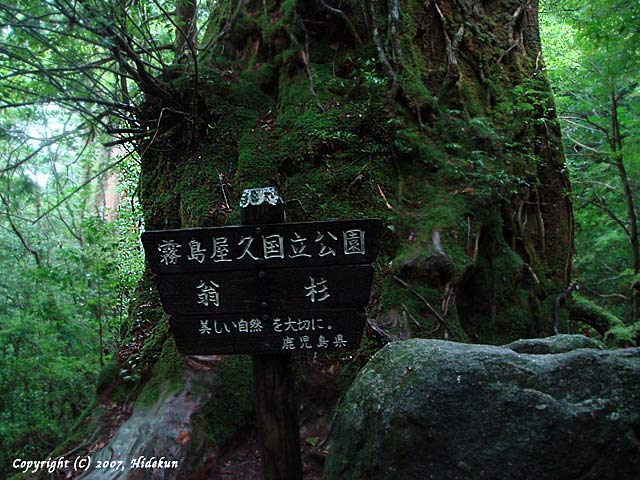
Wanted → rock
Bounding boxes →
[77,366,214,480]
[504,334,604,354]
[324,338,640,480]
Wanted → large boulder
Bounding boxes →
[324,337,640,480]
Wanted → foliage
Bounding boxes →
[540,0,640,332]
[0,104,143,476]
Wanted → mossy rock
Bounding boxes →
[324,338,640,480]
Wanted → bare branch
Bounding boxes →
[321,1,362,44]
[365,0,399,97]
[554,283,577,334]
[31,149,136,224]
[561,116,610,139]
[392,275,456,339]
[580,286,629,302]
[564,132,612,157]
[587,196,631,239]
[0,193,41,266]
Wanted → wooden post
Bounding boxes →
[240,187,303,480]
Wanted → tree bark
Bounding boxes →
[175,0,198,63]
[136,0,572,346]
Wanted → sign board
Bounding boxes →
[154,265,373,315]
[141,219,381,273]
[141,218,381,355]
[170,309,365,355]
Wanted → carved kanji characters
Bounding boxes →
[315,231,337,257]
[282,336,295,350]
[305,276,330,303]
[263,234,284,259]
[289,232,311,258]
[196,280,220,307]
[158,240,182,265]
[299,335,312,349]
[237,236,259,260]
[238,319,249,333]
[343,229,366,255]
[333,334,347,348]
[249,318,263,332]
[211,237,232,262]
[199,320,212,335]
[187,239,206,263]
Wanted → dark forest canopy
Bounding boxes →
[0,0,638,477]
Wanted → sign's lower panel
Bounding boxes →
[170,309,365,355]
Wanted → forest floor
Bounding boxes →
[214,424,328,479]
[212,357,341,479]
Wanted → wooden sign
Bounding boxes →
[154,265,373,315]
[170,309,365,355]
[142,213,381,356]
[141,219,382,273]
[141,188,381,480]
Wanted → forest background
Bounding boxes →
[0,0,638,476]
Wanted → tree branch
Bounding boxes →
[365,0,399,97]
[392,275,456,339]
[587,196,631,239]
[553,283,577,334]
[321,1,362,44]
[0,193,41,267]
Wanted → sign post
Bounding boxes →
[241,187,303,480]
[141,186,382,480]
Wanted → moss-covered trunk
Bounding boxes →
[140,0,572,344]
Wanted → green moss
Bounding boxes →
[569,297,632,346]
[95,360,120,396]
[458,63,488,117]
[398,67,435,111]
[605,323,640,348]
[135,337,185,408]
[240,63,278,95]
[47,400,103,459]
[572,297,623,328]
[190,356,254,448]
[137,0,570,372]
[140,316,171,363]
[89,359,130,406]
[455,222,551,344]
[376,275,468,342]
[234,65,398,219]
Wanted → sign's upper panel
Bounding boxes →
[142,219,382,274]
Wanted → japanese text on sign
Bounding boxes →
[169,309,365,355]
[191,315,349,351]
[156,229,366,267]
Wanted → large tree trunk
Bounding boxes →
[140,0,572,342]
